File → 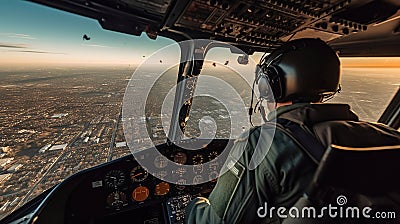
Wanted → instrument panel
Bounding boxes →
[65,139,232,224]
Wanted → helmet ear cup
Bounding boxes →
[257,62,285,102]
[265,64,285,101]
[256,38,340,103]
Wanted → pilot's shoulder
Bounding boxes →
[363,121,400,140]
[234,126,260,143]
[370,121,400,133]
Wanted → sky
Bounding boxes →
[340,57,400,68]
[0,0,175,67]
[1,1,400,68]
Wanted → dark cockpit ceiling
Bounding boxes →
[28,0,400,56]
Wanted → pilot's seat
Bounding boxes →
[282,144,400,224]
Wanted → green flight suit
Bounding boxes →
[185,103,400,224]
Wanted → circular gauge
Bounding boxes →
[106,191,127,210]
[155,182,170,196]
[154,155,168,168]
[130,165,148,182]
[132,186,149,202]
[104,170,126,189]
[208,151,218,160]
[209,171,219,182]
[193,164,203,174]
[192,154,204,165]
[174,152,187,165]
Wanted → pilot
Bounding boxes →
[185,38,400,224]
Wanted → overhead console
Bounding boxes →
[29,0,400,55]
[174,0,362,51]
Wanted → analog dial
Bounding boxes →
[192,154,204,165]
[208,151,218,160]
[174,152,187,165]
[104,170,126,189]
[132,186,150,202]
[106,191,127,210]
[130,165,148,182]
[154,182,170,196]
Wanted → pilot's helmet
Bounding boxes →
[256,38,341,103]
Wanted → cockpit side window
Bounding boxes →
[331,59,400,122]
[0,1,176,220]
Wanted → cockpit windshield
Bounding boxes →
[0,1,176,219]
[1,1,400,221]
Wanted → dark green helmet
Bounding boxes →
[257,38,341,103]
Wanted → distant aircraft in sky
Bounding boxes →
[82,34,91,41]
[212,62,216,67]
[224,60,229,65]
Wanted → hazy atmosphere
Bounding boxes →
[1,0,400,220]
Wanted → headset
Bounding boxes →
[249,38,342,125]
[249,42,299,124]
[255,47,296,102]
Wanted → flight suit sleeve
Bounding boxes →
[185,128,281,224]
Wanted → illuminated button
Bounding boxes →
[132,186,149,202]
[104,170,125,189]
